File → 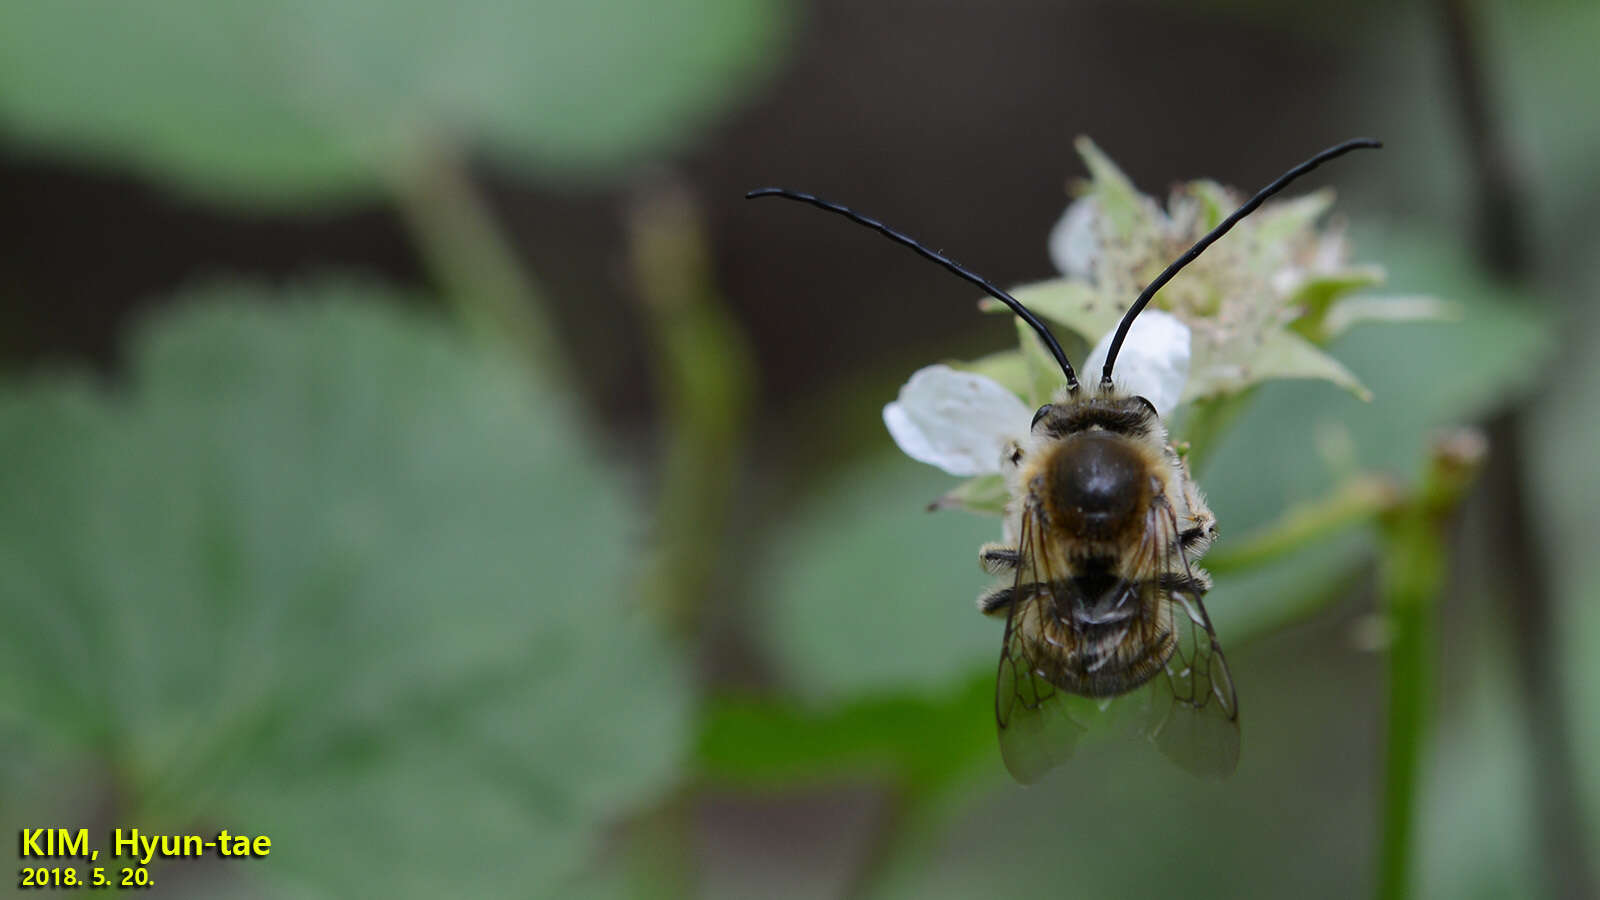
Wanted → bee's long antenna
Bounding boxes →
[747,187,1080,391]
[1100,138,1383,387]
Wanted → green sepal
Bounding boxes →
[948,349,1031,402]
[1188,328,1373,403]
[1073,136,1147,237]
[1288,265,1387,341]
[976,278,1121,345]
[928,473,1009,516]
[1319,295,1460,341]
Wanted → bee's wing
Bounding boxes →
[995,503,1091,784]
[1135,499,1241,778]
[995,494,1240,783]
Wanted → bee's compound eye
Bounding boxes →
[1131,396,1159,419]
[1031,404,1054,430]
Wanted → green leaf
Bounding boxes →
[1168,226,1551,718]
[760,453,1003,702]
[1200,227,1550,536]
[0,286,692,896]
[0,0,790,205]
[696,675,993,791]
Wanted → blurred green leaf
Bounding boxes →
[696,675,993,791]
[1182,225,1550,712]
[0,286,691,896]
[0,0,789,205]
[1201,226,1549,535]
[760,453,1003,702]
[1412,630,1544,899]
[1496,0,1600,247]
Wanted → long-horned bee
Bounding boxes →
[748,138,1381,782]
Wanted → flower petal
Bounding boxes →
[1083,310,1191,417]
[883,365,1032,476]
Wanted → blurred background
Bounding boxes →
[1,0,1596,897]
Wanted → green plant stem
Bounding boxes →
[1375,431,1485,900]
[612,183,755,900]
[1206,474,1399,575]
[387,142,571,387]
[628,183,755,637]
[1374,504,1442,900]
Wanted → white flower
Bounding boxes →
[883,365,1031,476]
[1010,138,1451,403]
[884,314,1192,476]
[1083,309,1190,418]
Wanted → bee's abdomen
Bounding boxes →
[1061,619,1174,697]
[1027,575,1178,698]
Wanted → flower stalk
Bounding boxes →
[387,140,570,387]
[1375,429,1486,900]
[628,182,756,637]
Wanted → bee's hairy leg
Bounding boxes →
[980,543,1020,575]
[978,585,1014,617]
[1179,508,1218,554]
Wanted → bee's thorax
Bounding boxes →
[1046,432,1150,542]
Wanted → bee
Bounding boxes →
[748,138,1381,782]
